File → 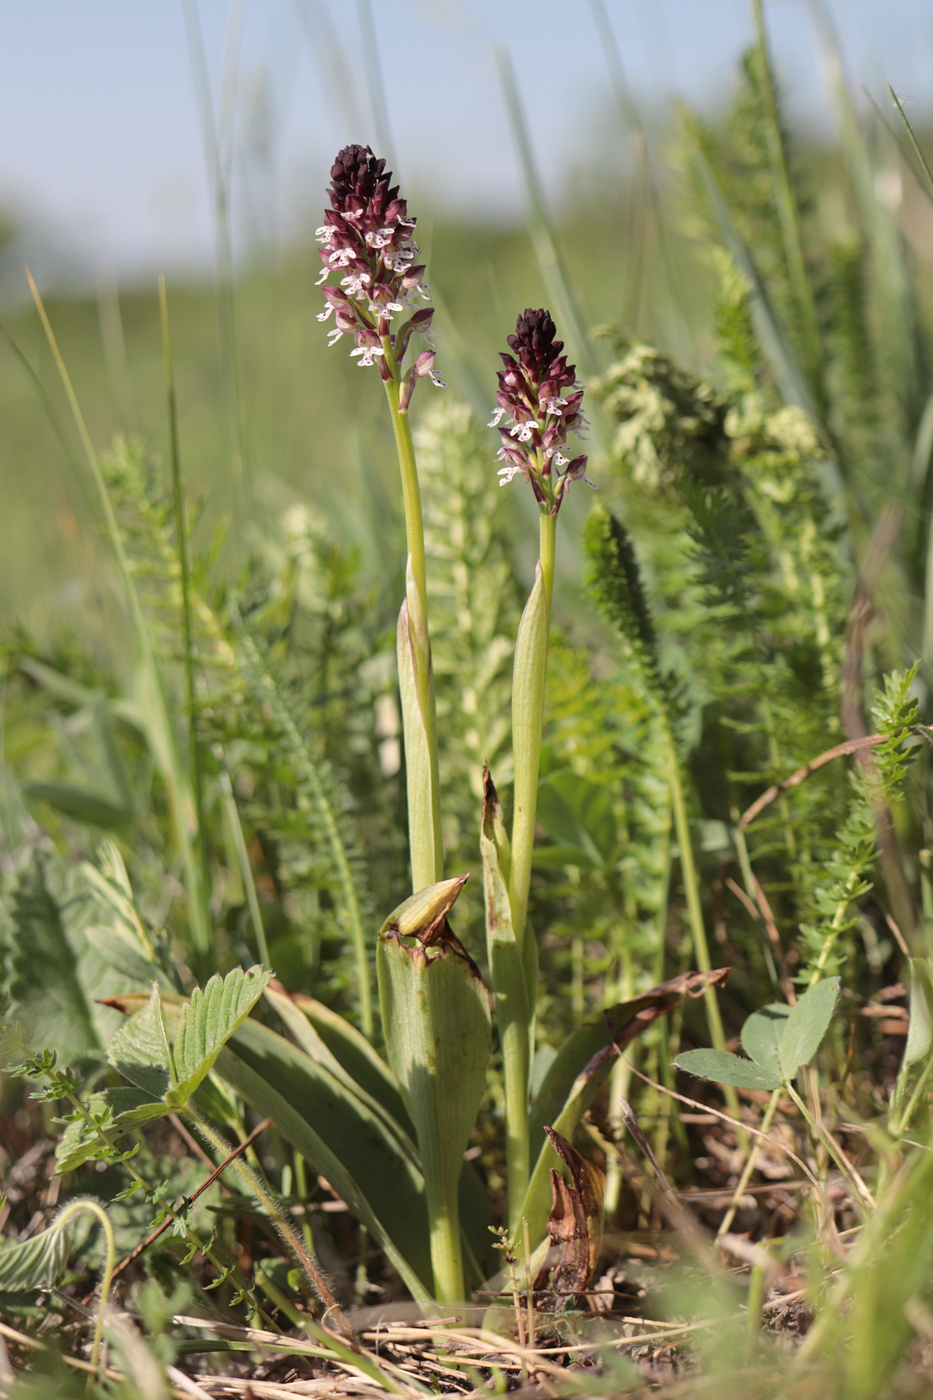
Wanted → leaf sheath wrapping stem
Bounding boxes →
[397,558,444,892]
[482,766,536,1237]
[377,878,491,1302]
[508,562,549,948]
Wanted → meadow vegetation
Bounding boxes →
[3,8,933,1398]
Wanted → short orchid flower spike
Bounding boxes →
[490,308,594,515]
[317,144,444,405]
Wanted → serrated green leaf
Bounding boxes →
[741,1004,791,1082]
[0,1219,69,1290]
[170,965,271,1107]
[3,851,99,1061]
[56,1088,168,1173]
[674,1048,783,1091]
[779,977,840,1080]
[108,985,173,1099]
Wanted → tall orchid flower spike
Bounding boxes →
[484,309,595,1234]
[491,308,594,517]
[317,145,445,407]
[318,145,444,893]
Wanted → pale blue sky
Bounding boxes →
[2,0,931,280]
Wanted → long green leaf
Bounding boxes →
[217,1023,434,1300]
[377,878,491,1300]
[285,991,412,1133]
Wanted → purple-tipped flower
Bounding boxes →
[490,309,594,515]
[317,145,444,400]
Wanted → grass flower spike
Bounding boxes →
[491,308,593,516]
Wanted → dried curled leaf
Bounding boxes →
[533,1128,606,1304]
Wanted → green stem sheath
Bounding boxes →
[502,508,555,1234]
[508,509,555,947]
[382,339,444,891]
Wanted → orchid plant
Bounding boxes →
[28,146,724,1315]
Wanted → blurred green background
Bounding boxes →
[3,0,933,657]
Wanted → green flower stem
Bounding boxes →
[784,1081,874,1213]
[382,336,443,890]
[508,508,556,948]
[186,1105,355,1344]
[715,1088,781,1245]
[666,744,725,1051]
[54,1200,114,1394]
[667,743,744,1128]
[500,507,554,1236]
[503,1021,531,1239]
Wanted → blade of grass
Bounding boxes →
[160,274,212,939]
[496,49,598,383]
[181,0,250,515]
[751,0,825,414]
[26,268,214,974]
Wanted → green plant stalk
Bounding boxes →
[751,0,825,410]
[891,1051,933,1138]
[715,1088,781,1244]
[666,733,743,1126]
[808,866,866,984]
[666,738,726,1053]
[508,509,555,947]
[27,271,214,971]
[218,767,271,968]
[784,1081,872,1213]
[482,786,535,1240]
[54,1200,114,1394]
[160,276,214,960]
[502,1012,531,1240]
[495,509,555,1236]
[382,337,443,891]
[186,1104,354,1344]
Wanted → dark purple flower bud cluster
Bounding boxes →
[490,309,593,515]
[317,145,444,403]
